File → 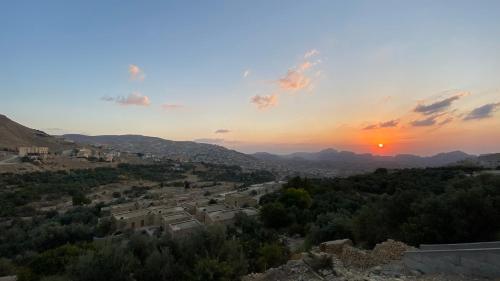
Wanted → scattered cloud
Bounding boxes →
[414,94,463,115]
[364,119,399,130]
[102,92,151,106]
[161,104,183,111]
[379,119,399,128]
[250,94,278,109]
[410,115,439,127]
[299,61,312,71]
[101,96,114,102]
[215,129,231,134]
[129,64,145,81]
[278,70,311,90]
[439,117,454,126]
[363,124,378,130]
[304,49,319,58]
[463,102,500,120]
[243,69,251,78]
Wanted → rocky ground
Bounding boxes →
[243,240,495,281]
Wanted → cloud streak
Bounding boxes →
[463,103,500,120]
[363,119,399,130]
[410,115,439,127]
[161,104,183,111]
[102,92,151,106]
[414,94,463,115]
[215,129,231,134]
[304,49,319,58]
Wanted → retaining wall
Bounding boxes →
[420,241,500,251]
[403,247,500,278]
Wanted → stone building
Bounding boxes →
[18,146,49,157]
[224,193,257,208]
[195,204,230,223]
[205,208,258,226]
[166,219,203,239]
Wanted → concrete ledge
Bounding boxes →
[403,248,500,278]
[420,241,500,251]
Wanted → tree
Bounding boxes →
[260,203,290,229]
[280,188,312,209]
[69,244,138,281]
[135,249,176,281]
[72,193,91,206]
[256,243,289,271]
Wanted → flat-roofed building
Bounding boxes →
[195,204,230,223]
[206,208,258,226]
[182,199,210,215]
[167,219,203,239]
[161,212,192,229]
[18,146,49,157]
[114,209,151,230]
[224,193,257,208]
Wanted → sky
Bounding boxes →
[1,0,500,155]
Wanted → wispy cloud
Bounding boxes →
[379,119,399,128]
[215,129,231,134]
[101,96,115,102]
[129,64,145,81]
[243,69,251,78]
[363,124,378,130]
[250,50,320,109]
[102,92,151,106]
[464,102,500,120]
[363,119,399,130]
[414,94,463,115]
[278,70,311,90]
[250,94,278,109]
[410,115,439,127]
[161,104,183,111]
[304,49,319,58]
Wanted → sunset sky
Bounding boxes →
[1,1,500,155]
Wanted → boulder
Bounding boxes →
[320,239,353,256]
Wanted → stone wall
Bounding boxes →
[419,241,500,251]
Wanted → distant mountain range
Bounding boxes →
[0,114,483,176]
[252,149,476,176]
[62,134,265,170]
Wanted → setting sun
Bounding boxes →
[378,143,385,148]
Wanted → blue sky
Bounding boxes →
[1,1,500,154]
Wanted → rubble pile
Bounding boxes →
[243,239,494,281]
[242,259,327,281]
[338,245,378,269]
[372,239,416,264]
[320,239,353,256]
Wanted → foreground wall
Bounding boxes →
[403,247,500,278]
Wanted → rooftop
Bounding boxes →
[169,219,202,231]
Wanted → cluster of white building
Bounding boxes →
[106,181,283,239]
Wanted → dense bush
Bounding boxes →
[262,168,500,248]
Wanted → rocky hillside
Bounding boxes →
[0,115,75,152]
[63,134,266,170]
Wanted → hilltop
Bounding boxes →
[0,114,75,152]
[62,134,266,170]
